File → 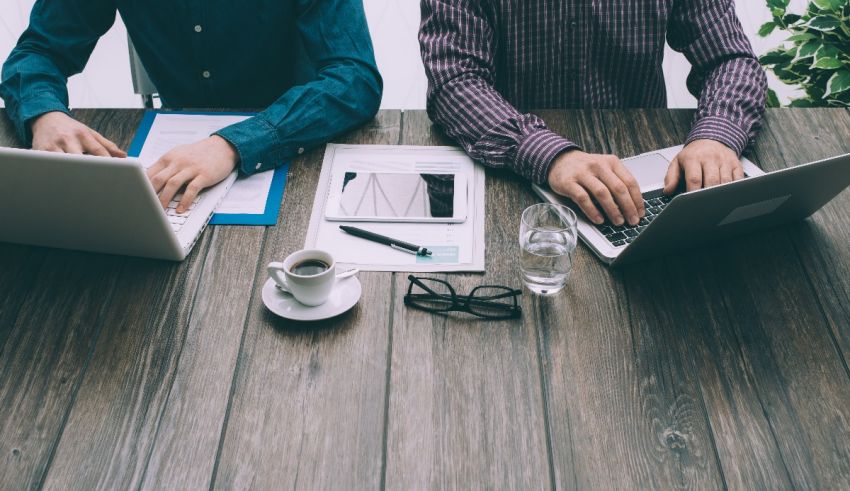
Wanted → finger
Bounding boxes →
[581,176,624,226]
[564,183,604,225]
[149,162,182,194]
[663,157,681,195]
[682,158,703,192]
[58,137,85,155]
[719,163,734,185]
[598,168,640,225]
[177,178,206,213]
[159,169,195,209]
[610,161,645,218]
[703,160,721,188]
[80,133,111,157]
[91,130,127,157]
[732,165,745,181]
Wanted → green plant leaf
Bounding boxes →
[807,17,841,31]
[813,43,842,62]
[788,98,818,107]
[824,69,850,97]
[783,14,803,25]
[794,40,822,60]
[761,21,780,36]
[759,21,778,37]
[812,0,844,12]
[760,48,794,65]
[766,88,782,107]
[787,32,817,42]
[811,57,844,69]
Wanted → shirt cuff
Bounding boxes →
[15,93,71,146]
[686,116,749,156]
[515,129,579,185]
[215,115,286,175]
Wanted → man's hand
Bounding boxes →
[30,111,127,158]
[547,150,645,226]
[145,135,239,213]
[664,139,744,194]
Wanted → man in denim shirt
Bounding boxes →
[1,0,382,213]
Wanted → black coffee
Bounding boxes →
[290,259,330,276]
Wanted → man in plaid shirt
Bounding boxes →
[420,0,767,227]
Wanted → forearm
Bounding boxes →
[1,49,73,145]
[216,61,381,175]
[420,0,576,184]
[427,76,576,184]
[671,0,767,155]
[687,56,767,156]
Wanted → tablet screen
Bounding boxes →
[337,172,456,219]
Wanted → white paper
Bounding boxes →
[306,144,486,272]
[136,113,274,215]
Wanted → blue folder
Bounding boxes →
[128,110,288,226]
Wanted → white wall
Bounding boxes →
[0,0,806,110]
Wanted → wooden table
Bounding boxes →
[1,109,849,489]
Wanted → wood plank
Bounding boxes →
[665,108,850,488]
[211,112,400,490]
[530,109,725,489]
[0,251,124,489]
[383,111,552,489]
[604,109,793,489]
[750,109,850,370]
[0,109,145,489]
[138,224,266,490]
[39,232,213,490]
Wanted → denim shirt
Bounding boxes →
[0,0,382,174]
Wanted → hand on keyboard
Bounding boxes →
[665,139,744,194]
[146,135,238,213]
[547,150,645,226]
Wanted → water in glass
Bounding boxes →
[520,204,577,295]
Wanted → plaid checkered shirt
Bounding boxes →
[419,0,768,184]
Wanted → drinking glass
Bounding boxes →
[519,203,578,295]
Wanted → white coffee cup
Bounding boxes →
[267,249,348,307]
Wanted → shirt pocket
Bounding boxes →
[590,0,670,59]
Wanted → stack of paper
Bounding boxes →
[305,144,486,272]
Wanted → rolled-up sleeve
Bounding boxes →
[419,0,577,185]
[668,0,768,156]
[216,0,382,175]
[0,0,117,145]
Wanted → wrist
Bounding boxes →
[210,135,239,167]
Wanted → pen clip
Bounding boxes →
[390,244,417,255]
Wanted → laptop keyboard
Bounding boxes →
[594,189,674,248]
[165,194,201,232]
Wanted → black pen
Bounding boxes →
[339,225,432,256]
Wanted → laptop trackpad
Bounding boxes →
[623,152,671,191]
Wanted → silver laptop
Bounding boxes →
[533,145,850,267]
[0,147,237,260]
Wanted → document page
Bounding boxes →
[305,144,485,272]
[130,112,286,221]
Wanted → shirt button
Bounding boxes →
[194,25,203,33]
[202,70,211,79]
[255,162,262,170]
[297,147,305,155]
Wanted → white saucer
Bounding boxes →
[262,276,362,321]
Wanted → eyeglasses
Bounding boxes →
[404,275,522,319]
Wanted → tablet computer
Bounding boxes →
[324,171,468,223]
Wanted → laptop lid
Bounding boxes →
[0,147,185,260]
[612,151,850,266]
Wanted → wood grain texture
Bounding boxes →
[383,111,552,489]
[605,109,793,490]
[0,109,142,490]
[667,109,850,489]
[531,110,724,489]
[0,251,124,490]
[138,225,266,490]
[39,233,212,490]
[211,112,401,490]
